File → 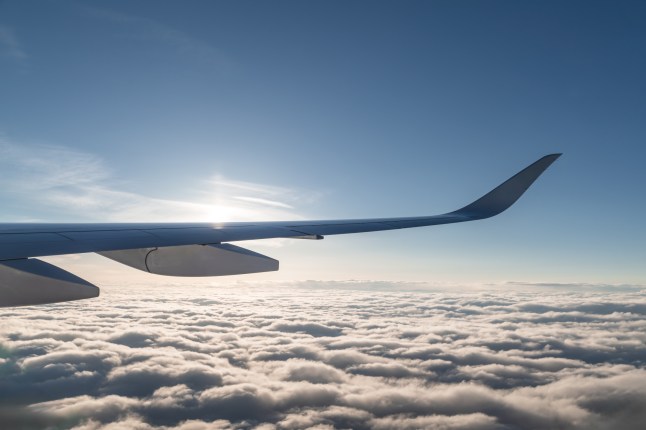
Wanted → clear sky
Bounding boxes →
[0,0,644,284]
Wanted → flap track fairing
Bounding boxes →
[98,243,278,277]
[0,258,99,307]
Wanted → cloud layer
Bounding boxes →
[1,283,645,429]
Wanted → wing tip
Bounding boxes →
[452,153,561,219]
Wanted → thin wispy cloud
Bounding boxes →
[0,137,308,223]
[81,5,234,72]
[234,197,294,210]
[206,178,316,204]
[0,140,108,190]
[0,25,27,62]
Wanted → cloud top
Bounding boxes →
[1,283,645,429]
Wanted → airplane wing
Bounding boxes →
[0,154,561,307]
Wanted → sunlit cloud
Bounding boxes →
[0,283,644,429]
[234,197,293,210]
[0,137,309,223]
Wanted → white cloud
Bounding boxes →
[0,283,645,429]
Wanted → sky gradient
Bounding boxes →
[1,0,645,284]
[2,3,646,430]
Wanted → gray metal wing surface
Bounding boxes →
[0,154,561,306]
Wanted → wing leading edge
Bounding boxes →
[0,154,560,306]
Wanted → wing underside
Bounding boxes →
[0,154,560,306]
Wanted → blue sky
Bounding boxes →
[0,0,644,284]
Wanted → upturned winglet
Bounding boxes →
[450,153,562,219]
